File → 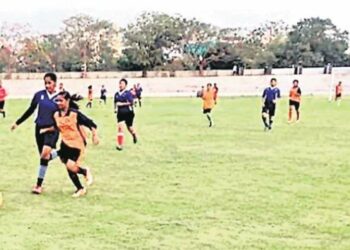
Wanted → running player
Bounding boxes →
[262,78,281,131]
[202,83,215,127]
[11,73,60,194]
[213,83,219,105]
[114,79,138,151]
[335,81,343,106]
[41,91,99,197]
[131,85,138,107]
[86,85,93,108]
[288,80,302,123]
[0,80,8,118]
[99,85,107,105]
[135,83,143,107]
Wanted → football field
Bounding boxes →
[0,97,349,249]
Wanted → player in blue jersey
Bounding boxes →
[11,73,60,194]
[114,79,138,151]
[262,78,281,131]
[135,83,143,107]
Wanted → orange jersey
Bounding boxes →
[336,85,342,95]
[213,87,219,100]
[289,87,301,102]
[0,87,7,101]
[88,90,93,101]
[202,89,215,109]
[54,109,96,151]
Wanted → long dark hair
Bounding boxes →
[58,91,83,110]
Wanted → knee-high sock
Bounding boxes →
[67,169,83,190]
[50,149,59,160]
[117,127,124,147]
[37,159,49,187]
[77,167,87,176]
[269,116,273,126]
[296,110,300,120]
[288,108,292,121]
[206,114,212,123]
[262,115,269,127]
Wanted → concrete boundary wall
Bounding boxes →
[2,67,350,81]
[2,73,349,99]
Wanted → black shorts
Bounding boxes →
[59,142,81,164]
[289,100,300,111]
[203,109,212,114]
[35,126,59,153]
[117,112,135,127]
[262,102,276,117]
[136,95,142,100]
[100,95,106,100]
[336,93,342,99]
[0,101,4,109]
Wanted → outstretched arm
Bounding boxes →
[11,94,38,130]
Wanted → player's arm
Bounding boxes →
[114,93,118,112]
[273,89,281,104]
[11,94,38,130]
[261,89,267,106]
[77,111,99,145]
[298,88,302,97]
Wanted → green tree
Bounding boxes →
[283,18,349,67]
[59,14,120,72]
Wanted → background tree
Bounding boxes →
[283,18,349,67]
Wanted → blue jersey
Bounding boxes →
[16,90,58,128]
[262,87,281,103]
[136,87,143,97]
[114,90,134,113]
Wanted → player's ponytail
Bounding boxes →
[58,91,83,110]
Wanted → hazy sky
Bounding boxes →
[0,0,348,34]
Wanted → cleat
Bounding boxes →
[85,168,93,186]
[72,188,87,198]
[116,146,123,151]
[32,185,42,195]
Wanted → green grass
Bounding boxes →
[0,97,350,249]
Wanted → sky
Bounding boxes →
[0,0,348,34]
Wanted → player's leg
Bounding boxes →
[295,102,300,122]
[32,128,46,194]
[33,130,59,194]
[268,104,276,129]
[204,109,213,127]
[116,119,125,151]
[288,101,293,123]
[261,106,269,129]
[138,97,142,107]
[0,101,5,118]
[126,112,137,143]
[337,95,342,106]
[66,160,86,197]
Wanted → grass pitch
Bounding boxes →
[0,97,349,249]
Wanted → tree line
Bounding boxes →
[0,12,349,76]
